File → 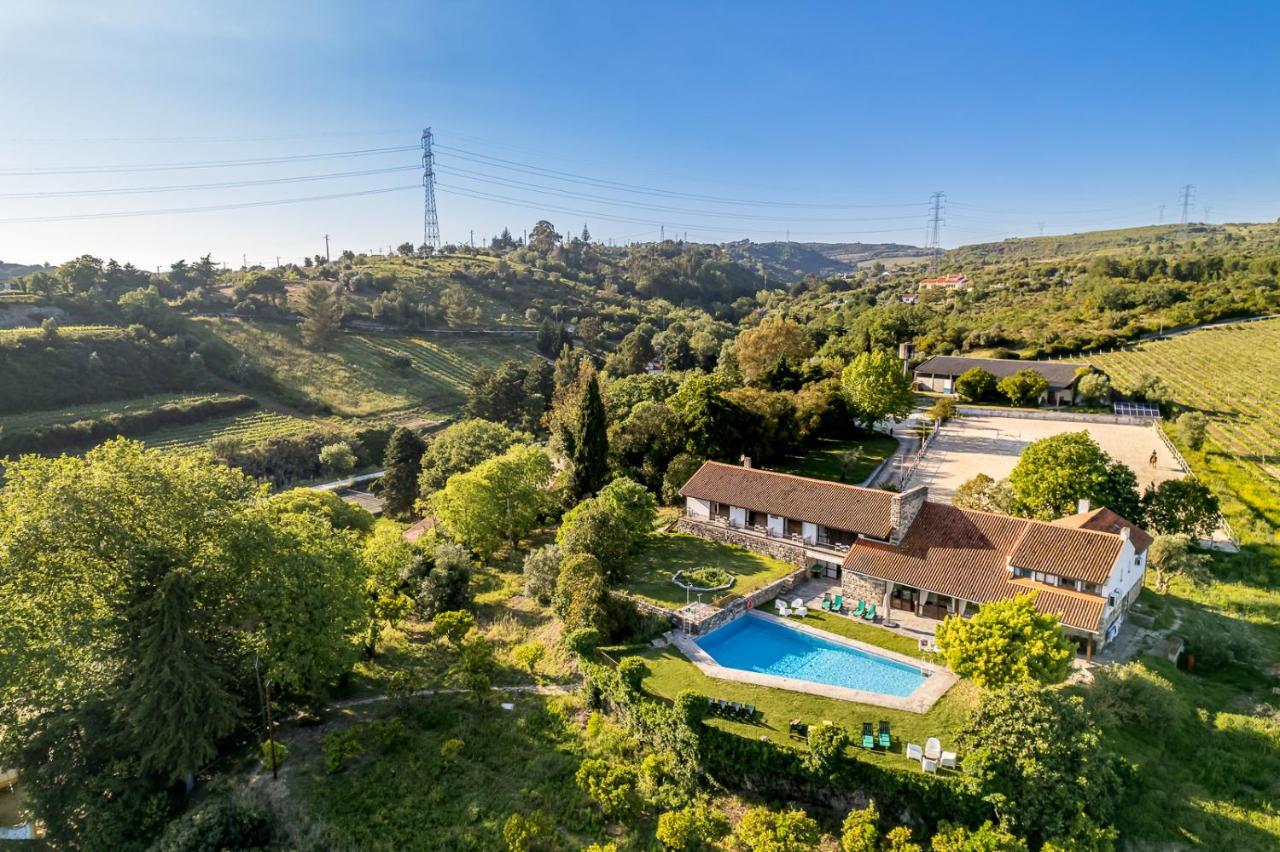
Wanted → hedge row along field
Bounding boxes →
[197,318,538,418]
[1090,319,1280,540]
[142,409,330,452]
[0,393,258,457]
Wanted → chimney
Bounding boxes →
[1077,498,1091,514]
[741,456,753,469]
[1120,526,1131,543]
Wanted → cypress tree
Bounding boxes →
[568,364,609,499]
[118,558,238,788]
[379,426,427,519]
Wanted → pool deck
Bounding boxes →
[670,610,958,713]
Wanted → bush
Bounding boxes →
[1086,661,1184,729]
[805,721,850,775]
[617,657,647,693]
[324,726,367,773]
[318,441,357,477]
[840,801,879,852]
[1175,411,1209,451]
[152,793,274,852]
[260,739,287,770]
[522,544,562,605]
[656,801,730,850]
[417,542,473,618]
[502,811,555,852]
[735,807,821,851]
[557,503,634,580]
[431,609,475,647]
[1183,617,1262,673]
[563,627,601,657]
[954,367,996,402]
[576,757,640,817]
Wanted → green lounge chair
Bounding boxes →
[861,722,875,749]
[863,602,877,621]
[832,594,844,613]
[821,597,831,611]
[878,720,892,749]
[851,599,865,617]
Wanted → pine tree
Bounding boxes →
[568,364,609,500]
[581,224,591,242]
[379,427,426,519]
[118,556,238,787]
[299,282,343,349]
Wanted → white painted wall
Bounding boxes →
[801,522,817,544]
[767,514,785,537]
[685,497,711,520]
[1100,535,1144,629]
[729,506,748,528]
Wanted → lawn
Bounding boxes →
[769,434,899,484]
[620,642,978,766]
[196,317,538,418]
[800,608,931,660]
[624,533,797,610]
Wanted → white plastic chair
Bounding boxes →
[775,600,791,616]
[940,751,957,769]
[791,598,804,610]
[794,605,808,617]
[924,737,942,761]
[906,743,923,761]
[922,758,938,774]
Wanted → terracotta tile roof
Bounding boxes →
[1009,523,1122,585]
[842,503,1114,632]
[679,461,895,539]
[913,355,1082,390]
[402,516,436,543]
[1052,507,1152,553]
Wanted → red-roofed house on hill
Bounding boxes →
[678,460,1149,657]
[917,273,970,290]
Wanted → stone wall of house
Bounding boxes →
[889,486,929,543]
[842,571,887,604]
[676,518,807,568]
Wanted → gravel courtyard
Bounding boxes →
[909,413,1185,503]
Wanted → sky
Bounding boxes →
[1,0,1278,269]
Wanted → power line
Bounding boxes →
[0,129,420,144]
[421,128,440,249]
[0,145,418,177]
[0,164,419,199]
[0,184,418,224]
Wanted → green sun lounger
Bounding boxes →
[878,720,892,749]
[851,599,865,617]
[863,602,877,621]
[832,594,844,612]
[822,598,831,611]
[861,722,875,749]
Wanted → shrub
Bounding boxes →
[840,801,879,852]
[1183,616,1262,672]
[997,369,1049,407]
[735,807,821,851]
[318,441,357,477]
[564,627,601,657]
[935,595,1074,689]
[521,544,562,605]
[439,738,464,763]
[260,739,287,770]
[512,641,545,678]
[417,542,473,617]
[656,801,730,850]
[1175,411,1209,451]
[324,726,366,773]
[502,811,555,852]
[576,757,640,818]
[1086,661,1183,729]
[954,367,996,402]
[152,793,274,852]
[553,553,607,630]
[805,721,850,775]
[617,657,647,693]
[431,609,475,647]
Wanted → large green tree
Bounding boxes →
[298,281,343,349]
[1008,431,1141,521]
[841,349,915,431]
[561,363,610,500]
[378,426,426,519]
[733,317,814,387]
[1140,478,1219,538]
[935,594,1074,689]
[997,369,1050,408]
[418,418,533,493]
[429,444,553,557]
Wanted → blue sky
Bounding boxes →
[2,0,1278,268]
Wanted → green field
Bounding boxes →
[0,392,231,433]
[769,434,899,484]
[624,533,798,610]
[1089,319,1280,540]
[199,318,538,418]
[142,409,328,451]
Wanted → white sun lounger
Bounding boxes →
[775,600,791,616]
[921,758,938,773]
[906,743,923,761]
[924,737,942,761]
[794,605,808,617]
[791,598,804,610]
[941,751,957,768]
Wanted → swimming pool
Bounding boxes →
[694,613,927,697]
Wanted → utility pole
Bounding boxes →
[276,256,280,268]
[660,224,665,241]
[469,229,474,248]
[323,234,330,262]
[1158,204,1166,224]
[242,253,247,268]
[421,128,441,250]
[1179,184,1195,237]
[1037,222,1045,236]
[927,191,946,273]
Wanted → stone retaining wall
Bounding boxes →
[842,571,887,605]
[675,518,807,567]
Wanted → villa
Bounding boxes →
[677,460,1150,658]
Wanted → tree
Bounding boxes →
[840,801,879,852]
[418,418,532,493]
[576,757,640,818]
[804,721,849,776]
[733,317,815,387]
[997,369,1049,408]
[522,544,562,604]
[735,807,821,852]
[1008,432,1141,521]
[378,427,426,519]
[952,473,1015,514]
[1075,373,1111,406]
[298,282,343,349]
[417,542,474,617]
[935,594,1074,689]
[432,609,475,647]
[513,641,544,679]
[593,476,659,538]
[1148,534,1213,593]
[954,367,997,402]
[656,802,729,851]
[668,373,751,461]
[608,401,683,492]
[528,220,562,253]
[1141,478,1219,538]
[841,349,915,431]
[605,328,654,376]
[268,487,376,533]
[318,441,357,477]
[452,635,498,697]
[553,553,607,630]
[564,363,611,500]
[1175,411,1209,451]
[926,396,957,424]
[662,453,706,505]
[960,683,1122,843]
[429,444,552,557]
[929,821,1027,852]
[557,502,634,578]
[441,283,481,327]
[360,520,417,656]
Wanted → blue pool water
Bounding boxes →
[695,614,927,697]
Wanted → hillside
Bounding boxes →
[0,261,52,281]
[724,239,928,282]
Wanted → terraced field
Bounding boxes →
[0,392,231,433]
[142,409,328,451]
[1090,319,1280,539]
[198,318,537,417]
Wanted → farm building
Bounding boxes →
[913,355,1084,406]
[917,273,969,290]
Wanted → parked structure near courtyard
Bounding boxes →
[913,354,1085,406]
[678,460,1149,656]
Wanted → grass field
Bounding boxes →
[198,318,538,418]
[624,533,797,610]
[142,409,327,451]
[769,434,899,484]
[1089,319,1280,542]
[0,392,229,433]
